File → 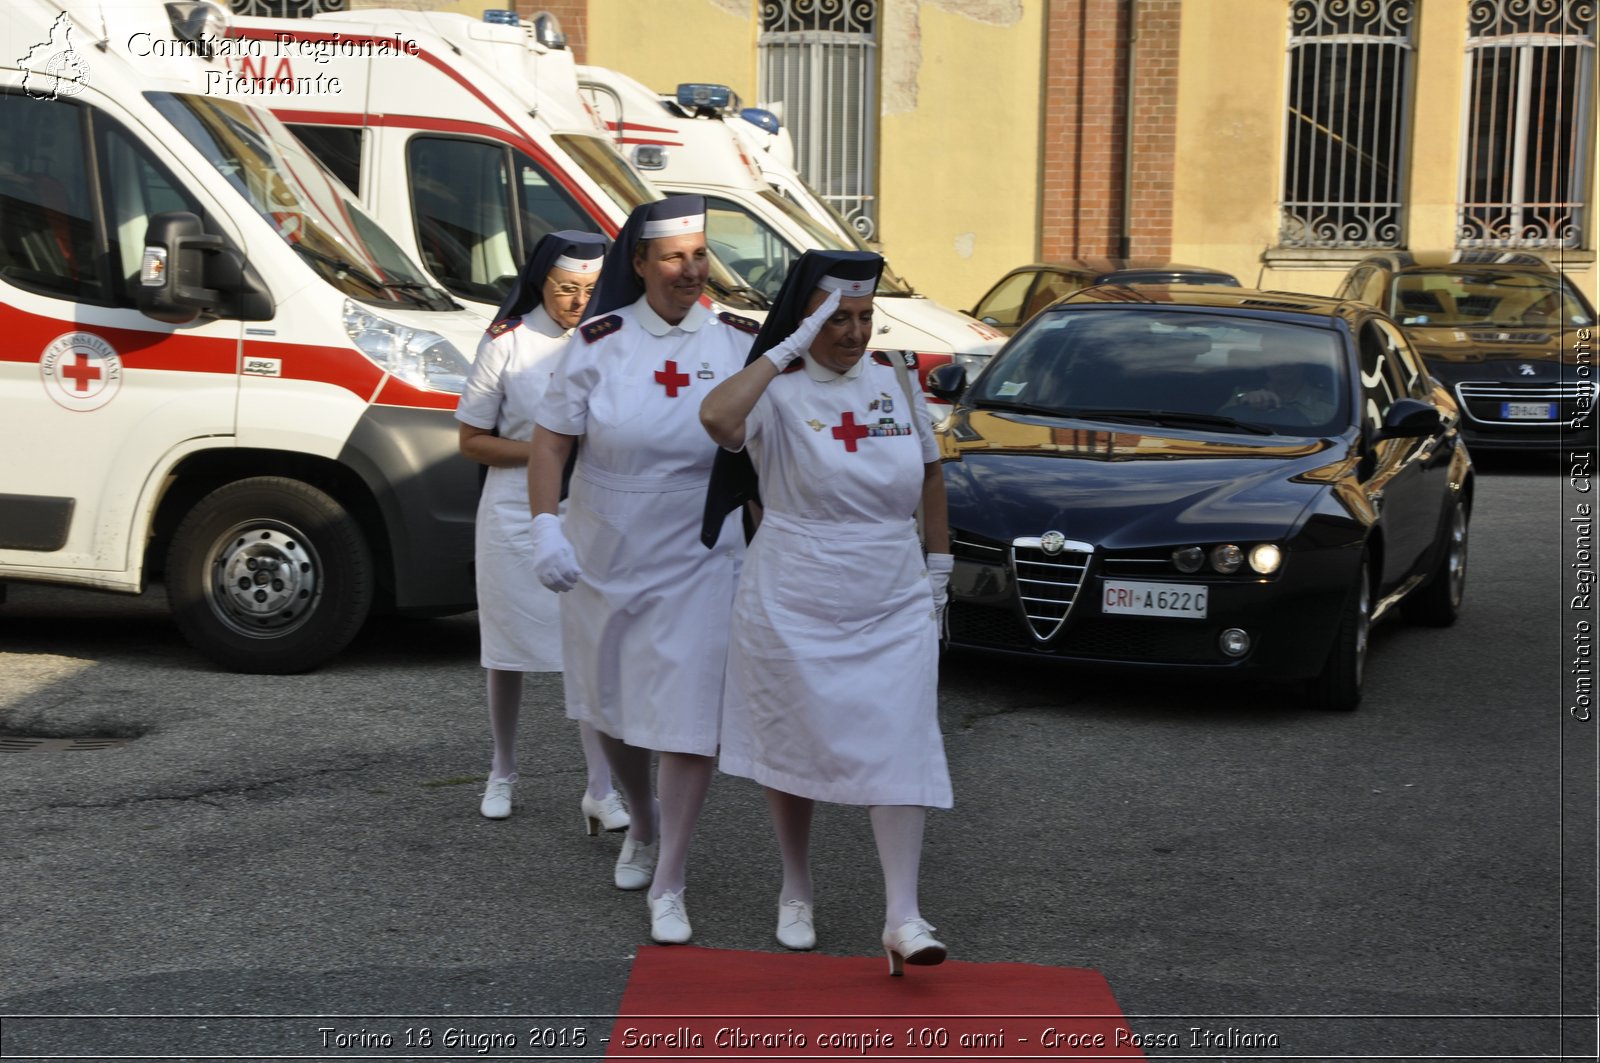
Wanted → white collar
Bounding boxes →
[801,349,869,381]
[635,296,709,337]
[524,304,569,339]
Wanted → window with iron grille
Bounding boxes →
[228,0,346,14]
[1459,0,1595,249]
[1279,0,1415,249]
[758,0,879,241]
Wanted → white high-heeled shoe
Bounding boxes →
[581,791,630,835]
[882,918,946,976]
[776,899,815,951]
[613,836,657,891]
[648,890,692,944]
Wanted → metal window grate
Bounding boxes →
[1280,0,1415,248]
[1011,537,1094,642]
[758,0,879,240]
[228,0,347,14]
[1459,0,1596,249]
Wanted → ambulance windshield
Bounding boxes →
[149,93,455,311]
[553,132,768,310]
[759,189,912,296]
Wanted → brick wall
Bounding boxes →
[516,0,589,63]
[1040,0,1177,262]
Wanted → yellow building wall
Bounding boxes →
[584,1,757,104]
[1169,0,1285,290]
[1175,0,1596,304]
[874,1,1043,311]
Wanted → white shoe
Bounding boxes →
[882,917,946,976]
[479,773,516,820]
[776,899,815,950]
[581,791,630,835]
[649,890,692,944]
[613,836,657,890]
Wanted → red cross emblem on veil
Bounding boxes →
[831,411,870,452]
[655,360,691,397]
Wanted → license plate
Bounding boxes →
[1102,580,1208,618]
[1502,401,1556,420]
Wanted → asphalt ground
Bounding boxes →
[0,451,1594,1061]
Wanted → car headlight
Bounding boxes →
[1248,543,1283,575]
[1172,546,1205,573]
[1210,544,1244,574]
[343,300,469,394]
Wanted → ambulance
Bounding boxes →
[1,0,489,673]
[576,65,1007,381]
[225,8,768,321]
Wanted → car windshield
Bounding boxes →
[969,309,1349,436]
[1389,269,1595,328]
[149,93,452,309]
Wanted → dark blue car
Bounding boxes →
[928,285,1473,711]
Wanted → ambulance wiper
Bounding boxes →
[290,243,388,294]
[708,277,772,310]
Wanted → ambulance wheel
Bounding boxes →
[166,477,373,674]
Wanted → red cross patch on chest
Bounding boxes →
[655,359,691,397]
[830,411,870,452]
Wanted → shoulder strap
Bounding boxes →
[885,350,927,544]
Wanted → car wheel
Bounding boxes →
[1308,554,1370,712]
[1402,494,1468,627]
[166,477,374,674]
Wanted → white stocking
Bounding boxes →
[577,722,615,801]
[766,788,814,905]
[869,804,927,930]
[650,751,713,897]
[597,732,656,846]
[486,669,522,780]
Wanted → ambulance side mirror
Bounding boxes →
[137,212,227,324]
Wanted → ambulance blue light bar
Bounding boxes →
[739,108,780,134]
[482,9,519,25]
[677,83,734,112]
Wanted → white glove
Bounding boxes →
[531,512,582,592]
[762,288,842,371]
[927,552,953,636]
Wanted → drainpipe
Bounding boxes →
[1118,0,1137,261]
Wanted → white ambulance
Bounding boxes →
[576,65,1007,380]
[1,0,487,673]
[226,8,768,320]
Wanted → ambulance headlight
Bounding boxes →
[343,301,469,394]
[952,352,991,377]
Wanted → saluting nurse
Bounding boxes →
[525,197,758,946]
[455,230,629,832]
[700,250,955,975]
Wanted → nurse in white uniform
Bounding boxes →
[700,250,955,976]
[455,231,629,832]
[526,197,756,945]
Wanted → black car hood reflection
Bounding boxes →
[940,409,1346,546]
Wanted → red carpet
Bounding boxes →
[606,946,1144,1060]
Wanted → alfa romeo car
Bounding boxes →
[928,286,1473,710]
[1333,251,1596,451]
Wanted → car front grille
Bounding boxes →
[1011,537,1093,641]
[1454,380,1595,426]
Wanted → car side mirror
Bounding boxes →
[926,362,968,402]
[137,212,273,323]
[1375,397,1442,440]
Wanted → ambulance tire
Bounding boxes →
[166,477,374,674]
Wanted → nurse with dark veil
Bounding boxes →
[700,249,955,975]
